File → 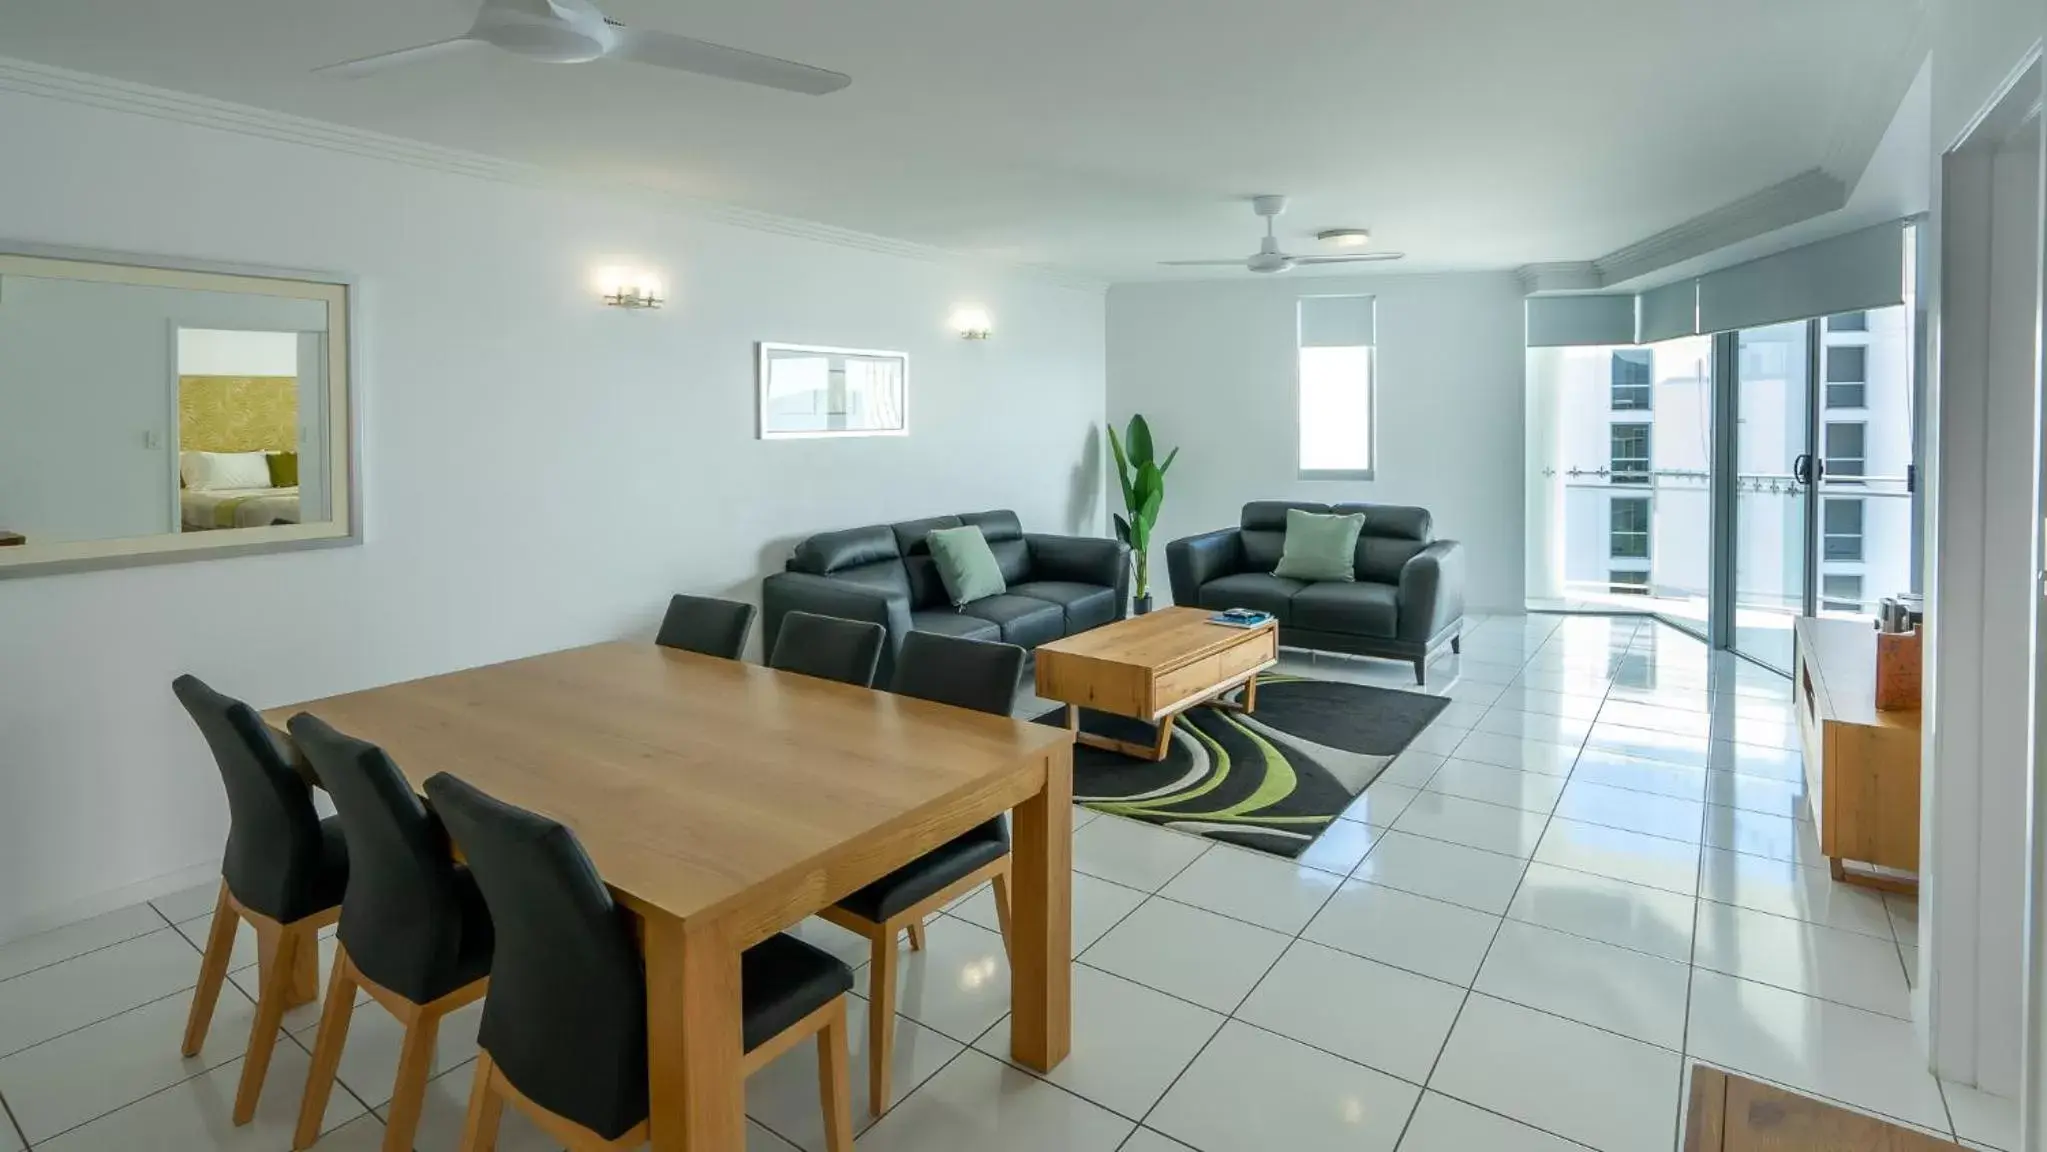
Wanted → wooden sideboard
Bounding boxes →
[1793,616,1920,892]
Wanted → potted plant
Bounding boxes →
[1108,414,1179,615]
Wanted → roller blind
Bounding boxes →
[1525,295,1636,347]
[1696,221,1906,333]
[1298,294,1376,347]
[1636,280,1699,344]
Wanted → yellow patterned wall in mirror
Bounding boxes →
[177,376,297,452]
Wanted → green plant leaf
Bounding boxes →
[1158,446,1180,476]
[1112,513,1131,545]
[1126,414,1155,469]
[1136,461,1165,523]
[1106,423,1136,513]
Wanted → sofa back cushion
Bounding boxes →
[891,515,964,609]
[958,510,1032,586]
[1333,503,1434,584]
[786,524,913,602]
[1238,501,1435,586]
[1240,501,1330,571]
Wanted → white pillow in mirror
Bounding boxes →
[181,450,273,491]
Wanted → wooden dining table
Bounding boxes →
[261,640,1075,1152]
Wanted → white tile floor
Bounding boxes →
[0,614,2020,1151]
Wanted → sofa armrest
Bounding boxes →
[760,572,914,670]
[1024,533,1130,592]
[1166,528,1244,607]
[1396,540,1466,643]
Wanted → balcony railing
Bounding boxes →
[1545,467,1910,496]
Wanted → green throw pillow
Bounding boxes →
[266,451,299,487]
[927,525,1007,606]
[1272,508,1365,582]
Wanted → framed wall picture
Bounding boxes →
[757,343,908,439]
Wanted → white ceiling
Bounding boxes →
[0,0,1928,283]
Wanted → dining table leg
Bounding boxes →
[644,914,745,1152]
[1008,742,1073,1071]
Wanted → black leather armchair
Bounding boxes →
[1167,501,1466,684]
[762,510,1129,684]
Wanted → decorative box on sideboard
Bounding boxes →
[1792,616,1920,893]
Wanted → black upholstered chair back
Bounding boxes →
[173,674,335,923]
[423,772,649,1142]
[890,631,1025,716]
[654,594,758,660]
[288,714,488,1003]
[768,610,886,687]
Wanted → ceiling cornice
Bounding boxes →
[1591,167,1848,288]
[0,56,1108,292]
[1513,262,1602,295]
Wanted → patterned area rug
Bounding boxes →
[1037,673,1449,860]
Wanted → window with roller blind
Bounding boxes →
[1297,295,1377,479]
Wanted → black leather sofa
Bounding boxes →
[1166,501,1466,684]
[761,510,1130,684]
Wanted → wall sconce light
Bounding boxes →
[949,305,993,340]
[599,267,664,310]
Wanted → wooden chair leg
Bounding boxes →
[234,925,303,1125]
[816,999,854,1152]
[991,869,1014,957]
[182,882,237,1058]
[867,931,897,1116]
[292,948,361,1149]
[382,1010,443,1152]
[457,1052,504,1152]
[905,920,926,951]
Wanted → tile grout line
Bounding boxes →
[0,1087,27,1151]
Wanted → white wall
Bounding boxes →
[177,328,299,377]
[1105,272,1527,610]
[0,85,1106,939]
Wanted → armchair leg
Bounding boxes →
[1412,657,1427,686]
[1451,634,1462,655]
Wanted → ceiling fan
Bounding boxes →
[315,0,851,96]
[1162,195,1403,274]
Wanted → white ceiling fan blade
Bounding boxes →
[316,37,480,78]
[1158,259,1251,266]
[1292,252,1407,264]
[610,27,850,94]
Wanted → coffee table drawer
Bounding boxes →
[1218,630,1277,680]
[1148,630,1275,715]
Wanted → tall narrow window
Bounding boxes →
[1822,574,1865,613]
[1823,498,1865,561]
[1610,570,1651,596]
[1297,295,1376,478]
[1827,311,1868,332]
[1825,345,1867,409]
[1610,423,1651,484]
[1610,497,1650,559]
[1824,422,1866,482]
[1611,350,1652,411]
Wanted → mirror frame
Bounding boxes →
[756,342,911,440]
[0,242,360,579]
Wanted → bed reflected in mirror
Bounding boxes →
[0,249,354,576]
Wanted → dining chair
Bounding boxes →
[767,610,886,687]
[422,771,857,1152]
[171,675,350,1127]
[286,715,496,1152]
[814,630,1024,1114]
[653,593,758,659]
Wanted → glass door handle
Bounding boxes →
[1792,454,1814,487]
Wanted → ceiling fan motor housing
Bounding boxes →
[474,2,617,62]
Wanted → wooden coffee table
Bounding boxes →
[1034,606,1279,761]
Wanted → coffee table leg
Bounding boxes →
[1066,703,1080,735]
[1151,713,1175,760]
[1243,675,1259,714]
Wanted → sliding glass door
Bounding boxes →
[1730,321,1813,671]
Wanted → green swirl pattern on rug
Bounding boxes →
[1038,672,1450,860]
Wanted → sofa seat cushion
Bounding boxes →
[956,594,1066,648]
[909,610,1002,643]
[1007,581,1118,633]
[1196,572,1306,622]
[1290,580,1399,638]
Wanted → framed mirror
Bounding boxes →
[0,246,357,578]
[757,342,908,439]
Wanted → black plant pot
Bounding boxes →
[1132,594,1154,617]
